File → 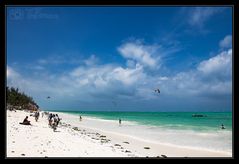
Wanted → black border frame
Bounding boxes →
[1,0,238,160]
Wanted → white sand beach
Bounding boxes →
[7,110,232,158]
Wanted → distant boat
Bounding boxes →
[192,114,207,117]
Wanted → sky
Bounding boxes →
[6,6,232,112]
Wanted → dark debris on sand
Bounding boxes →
[123,141,129,144]
[161,154,167,158]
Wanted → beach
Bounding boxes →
[7,110,232,158]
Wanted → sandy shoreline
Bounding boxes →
[6,110,232,158]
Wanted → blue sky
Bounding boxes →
[7,6,232,112]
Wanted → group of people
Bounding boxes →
[20,111,61,132]
[48,113,61,131]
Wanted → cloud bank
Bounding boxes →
[7,39,232,111]
[219,35,232,49]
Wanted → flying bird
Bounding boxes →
[155,88,160,93]
[47,96,51,99]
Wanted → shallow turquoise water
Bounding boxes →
[52,111,232,131]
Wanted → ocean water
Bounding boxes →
[58,111,232,131]
[52,110,232,154]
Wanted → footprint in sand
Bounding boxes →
[144,147,150,149]
[21,153,25,156]
[11,151,15,153]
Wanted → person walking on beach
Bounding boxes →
[48,113,53,127]
[35,111,39,122]
[79,116,82,121]
[221,124,225,129]
[51,115,57,132]
[55,114,61,126]
[119,118,121,125]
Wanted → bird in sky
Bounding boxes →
[155,88,160,93]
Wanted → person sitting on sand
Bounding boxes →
[20,116,31,125]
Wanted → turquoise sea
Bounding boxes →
[55,111,232,131]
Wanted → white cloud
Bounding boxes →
[219,35,232,49]
[161,49,232,97]
[126,60,136,68]
[158,76,169,81]
[197,49,232,75]
[84,54,99,66]
[109,64,144,86]
[7,47,232,109]
[70,63,144,88]
[118,41,160,69]
[32,65,45,70]
[188,7,222,27]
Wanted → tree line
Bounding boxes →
[6,86,39,110]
